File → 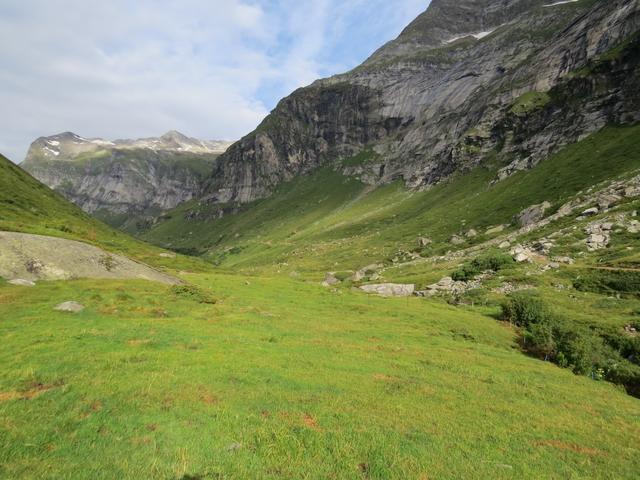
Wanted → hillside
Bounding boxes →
[21,131,233,233]
[0,153,205,272]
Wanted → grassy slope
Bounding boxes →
[1,274,638,479]
[145,125,640,274]
[0,154,207,272]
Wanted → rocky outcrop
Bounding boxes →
[197,0,640,212]
[360,283,415,297]
[21,132,233,231]
[0,231,179,284]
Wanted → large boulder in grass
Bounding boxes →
[54,301,85,313]
[360,283,415,297]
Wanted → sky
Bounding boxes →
[0,0,428,162]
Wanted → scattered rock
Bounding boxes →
[8,279,36,287]
[159,252,176,258]
[511,245,534,263]
[581,207,599,217]
[486,225,506,235]
[323,273,340,287]
[597,194,621,210]
[624,325,638,336]
[493,283,534,295]
[465,229,478,238]
[517,201,551,227]
[360,283,415,297]
[585,222,611,251]
[450,235,465,245]
[349,270,366,282]
[417,237,432,247]
[552,256,575,265]
[54,301,85,313]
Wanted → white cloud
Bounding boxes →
[0,0,428,162]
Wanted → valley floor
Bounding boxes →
[1,273,638,479]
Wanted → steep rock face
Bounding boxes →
[202,0,640,208]
[22,132,233,232]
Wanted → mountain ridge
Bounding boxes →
[197,0,638,211]
[21,131,234,233]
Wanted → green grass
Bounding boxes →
[510,91,551,116]
[1,274,638,479]
[145,125,640,274]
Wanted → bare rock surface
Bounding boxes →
[54,301,85,313]
[360,283,415,297]
[0,231,179,284]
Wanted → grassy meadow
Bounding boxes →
[1,274,639,479]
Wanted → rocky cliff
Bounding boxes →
[22,131,233,232]
[201,0,640,208]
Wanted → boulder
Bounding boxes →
[350,270,366,282]
[465,229,478,238]
[323,273,340,286]
[498,241,511,249]
[486,225,507,235]
[517,201,551,227]
[54,301,85,313]
[8,279,36,287]
[553,256,574,265]
[581,207,599,217]
[450,235,465,245]
[360,283,415,297]
[417,237,432,247]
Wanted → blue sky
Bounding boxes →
[0,0,428,162]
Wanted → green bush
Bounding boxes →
[523,322,556,358]
[573,269,640,295]
[452,252,514,282]
[171,284,217,304]
[501,292,551,327]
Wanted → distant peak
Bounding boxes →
[160,130,190,141]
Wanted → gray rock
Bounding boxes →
[0,231,179,285]
[54,301,85,313]
[582,207,599,217]
[486,225,506,235]
[450,235,465,245]
[499,241,511,249]
[553,256,574,265]
[417,237,432,247]
[360,283,415,297]
[323,273,340,286]
[8,279,36,287]
[465,229,478,238]
[518,202,551,227]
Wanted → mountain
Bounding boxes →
[21,131,233,233]
[141,0,640,400]
[196,0,638,207]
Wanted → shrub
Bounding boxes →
[501,292,551,328]
[170,284,217,304]
[573,269,640,295]
[523,322,556,359]
[452,252,515,281]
